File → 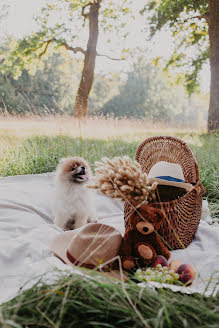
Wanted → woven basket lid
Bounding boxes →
[135,136,200,184]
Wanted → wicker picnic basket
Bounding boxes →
[124,136,206,250]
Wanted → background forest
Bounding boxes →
[0,51,208,127]
[0,0,211,128]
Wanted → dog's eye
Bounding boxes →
[72,166,77,171]
[139,218,144,222]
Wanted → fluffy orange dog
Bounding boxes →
[53,156,96,230]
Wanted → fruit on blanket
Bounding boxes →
[135,266,179,284]
[176,264,197,285]
[168,260,182,272]
[152,255,168,268]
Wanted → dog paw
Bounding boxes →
[87,217,97,223]
[138,245,153,260]
[64,217,76,230]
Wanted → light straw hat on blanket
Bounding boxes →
[148,161,193,191]
[50,223,125,280]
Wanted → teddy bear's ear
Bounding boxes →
[129,209,139,225]
[155,208,165,222]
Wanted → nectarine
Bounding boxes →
[176,264,197,285]
[168,260,182,272]
[152,255,168,268]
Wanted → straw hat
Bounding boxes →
[148,161,193,191]
[50,223,125,280]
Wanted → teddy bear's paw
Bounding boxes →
[123,259,135,270]
[138,245,153,260]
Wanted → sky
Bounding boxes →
[5,0,45,37]
[3,0,210,93]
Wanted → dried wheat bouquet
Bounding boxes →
[88,156,157,204]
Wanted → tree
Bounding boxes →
[88,73,120,114]
[1,0,131,119]
[101,59,185,122]
[144,0,219,131]
[0,52,82,115]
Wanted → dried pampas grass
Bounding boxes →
[88,156,157,204]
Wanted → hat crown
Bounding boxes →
[148,161,185,181]
[67,223,122,266]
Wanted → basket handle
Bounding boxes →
[194,180,206,195]
[194,158,200,181]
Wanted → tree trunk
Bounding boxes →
[73,1,100,119]
[208,0,219,131]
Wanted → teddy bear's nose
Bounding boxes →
[143,227,148,232]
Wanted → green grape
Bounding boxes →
[169,269,175,276]
[165,274,172,282]
[137,275,144,281]
[134,266,181,285]
[136,269,142,275]
[173,273,179,280]
[162,266,168,272]
[156,264,162,269]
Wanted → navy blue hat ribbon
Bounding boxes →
[156,176,184,183]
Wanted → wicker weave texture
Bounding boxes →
[124,136,206,250]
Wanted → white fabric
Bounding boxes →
[0,173,218,305]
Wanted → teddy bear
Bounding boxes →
[119,204,171,270]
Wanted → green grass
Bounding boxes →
[0,136,138,176]
[1,133,218,216]
[1,272,219,328]
[189,133,219,218]
[0,130,219,328]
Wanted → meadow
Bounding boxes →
[0,115,219,328]
[0,115,218,216]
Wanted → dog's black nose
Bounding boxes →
[143,227,148,232]
[80,166,85,173]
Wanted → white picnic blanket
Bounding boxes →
[0,173,218,304]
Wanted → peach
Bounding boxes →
[168,260,182,272]
[176,264,197,285]
[152,255,168,268]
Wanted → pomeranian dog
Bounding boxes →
[53,156,96,230]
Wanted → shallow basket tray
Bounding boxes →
[124,136,206,250]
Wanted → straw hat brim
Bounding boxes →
[50,229,127,282]
[148,177,193,191]
[50,230,76,266]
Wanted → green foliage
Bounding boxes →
[1,268,219,327]
[146,0,208,35]
[0,47,208,123]
[0,52,82,114]
[0,135,138,176]
[0,74,27,114]
[144,0,209,94]
[0,1,81,77]
[99,0,133,33]
[89,73,121,114]
[190,133,219,217]
[1,0,133,79]
[101,58,205,123]
[0,51,208,124]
